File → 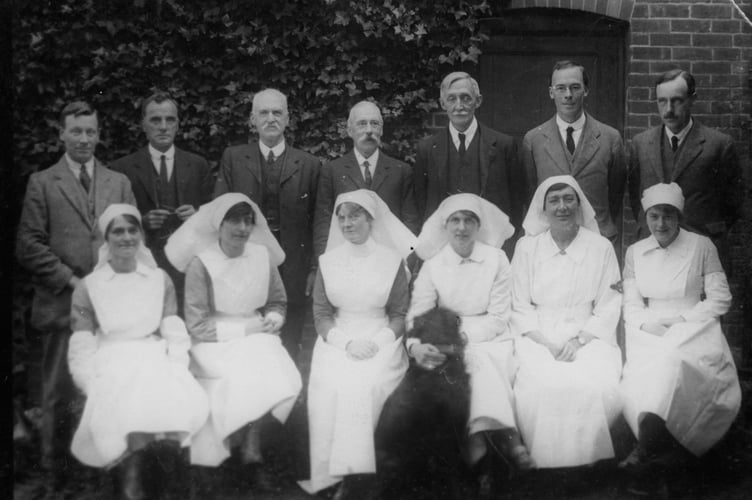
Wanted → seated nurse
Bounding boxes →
[407,193,534,472]
[511,175,623,468]
[67,204,209,499]
[619,183,741,484]
[165,193,302,490]
[299,189,416,497]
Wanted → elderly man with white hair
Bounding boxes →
[313,100,420,258]
[413,71,526,255]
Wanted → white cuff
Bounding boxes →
[326,328,350,350]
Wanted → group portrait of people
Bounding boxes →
[15,59,744,499]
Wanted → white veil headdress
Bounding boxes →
[165,193,285,272]
[414,193,515,261]
[325,189,417,259]
[522,175,599,236]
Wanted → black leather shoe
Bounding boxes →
[119,451,146,500]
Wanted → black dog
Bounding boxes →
[375,307,472,499]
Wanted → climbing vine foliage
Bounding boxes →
[14,0,491,174]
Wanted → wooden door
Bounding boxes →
[477,9,627,140]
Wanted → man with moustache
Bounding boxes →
[111,92,213,307]
[628,69,743,267]
[214,88,320,360]
[522,60,626,245]
[313,100,420,258]
[16,101,135,495]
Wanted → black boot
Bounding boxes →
[119,451,146,500]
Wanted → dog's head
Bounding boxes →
[409,307,466,358]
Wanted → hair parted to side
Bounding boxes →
[59,101,97,128]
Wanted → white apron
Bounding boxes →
[299,243,407,493]
[189,243,302,466]
[71,267,209,468]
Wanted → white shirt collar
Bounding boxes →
[640,228,691,257]
[664,117,694,147]
[100,261,151,280]
[556,112,586,132]
[541,228,586,262]
[442,240,487,265]
[354,148,379,168]
[259,139,286,159]
[448,117,478,149]
[148,144,175,160]
[65,154,94,174]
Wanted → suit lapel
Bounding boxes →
[542,118,571,174]
[279,149,301,186]
[370,152,390,192]
[572,115,600,177]
[244,143,263,184]
[646,127,665,181]
[672,123,704,181]
[478,125,492,195]
[132,148,158,207]
[344,151,366,188]
[173,147,190,206]
[431,131,449,191]
[52,158,92,228]
[93,159,113,218]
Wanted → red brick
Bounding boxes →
[628,73,657,87]
[693,74,712,87]
[631,19,671,33]
[650,4,690,18]
[711,20,742,33]
[692,61,732,74]
[711,101,739,114]
[731,61,749,74]
[691,100,712,114]
[629,61,650,73]
[652,61,688,74]
[631,46,671,60]
[631,2,648,18]
[631,33,649,45]
[711,74,744,87]
[692,33,733,47]
[691,4,732,19]
[672,47,713,59]
[630,100,656,114]
[628,87,651,100]
[672,19,712,33]
[713,47,742,60]
[700,88,733,101]
[734,33,752,47]
[651,33,692,46]
[626,115,650,128]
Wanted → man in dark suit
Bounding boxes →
[413,72,525,254]
[110,92,213,308]
[522,60,626,245]
[214,88,320,360]
[16,101,135,493]
[628,69,743,267]
[313,100,421,257]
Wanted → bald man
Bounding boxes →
[313,100,420,257]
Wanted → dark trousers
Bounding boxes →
[40,330,78,477]
[280,300,311,366]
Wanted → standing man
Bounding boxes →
[521,60,626,245]
[214,88,320,360]
[16,101,135,494]
[628,69,743,266]
[111,92,213,307]
[313,100,421,257]
[413,71,525,254]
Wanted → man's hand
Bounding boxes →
[305,270,317,297]
[143,209,171,230]
[346,339,378,360]
[411,343,447,370]
[175,204,196,221]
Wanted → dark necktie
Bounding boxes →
[671,136,679,152]
[363,160,372,187]
[566,126,576,155]
[79,164,91,193]
[267,150,276,164]
[159,154,169,185]
[458,132,466,157]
